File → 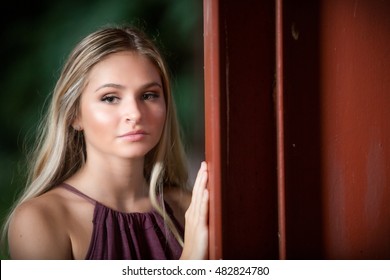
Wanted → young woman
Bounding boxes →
[2,25,208,259]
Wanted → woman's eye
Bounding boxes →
[101,95,119,103]
[141,92,159,101]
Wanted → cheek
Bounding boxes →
[81,103,116,134]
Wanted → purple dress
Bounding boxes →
[59,183,184,260]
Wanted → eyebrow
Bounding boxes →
[95,82,162,92]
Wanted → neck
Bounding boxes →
[68,154,150,211]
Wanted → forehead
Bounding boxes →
[86,51,162,87]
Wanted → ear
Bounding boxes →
[71,117,83,131]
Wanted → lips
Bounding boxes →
[118,130,148,141]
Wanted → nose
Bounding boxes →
[124,98,142,124]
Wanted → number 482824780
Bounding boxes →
[214,266,270,276]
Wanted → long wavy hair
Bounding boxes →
[1,25,188,251]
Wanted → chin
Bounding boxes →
[112,141,159,160]
[117,148,153,159]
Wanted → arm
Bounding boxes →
[8,199,72,259]
[180,161,209,260]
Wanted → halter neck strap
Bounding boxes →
[59,183,96,205]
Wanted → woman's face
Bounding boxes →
[76,51,166,161]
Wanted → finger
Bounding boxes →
[191,162,204,197]
[193,161,206,188]
[199,189,209,224]
[193,162,208,201]
[192,161,207,203]
[195,167,208,216]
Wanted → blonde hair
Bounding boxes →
[1,25,188,252]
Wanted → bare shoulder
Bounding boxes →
[164,186,192,226]
[8,189,72,259]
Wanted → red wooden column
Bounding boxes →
[204,0,279,259]
[320,0,390,259]
[281,0,325,259]
[204,0,223,260]
[276,0,287,260]
[281,0,390,259]
[204,0,390,260]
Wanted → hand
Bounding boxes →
[180,161,209,259]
